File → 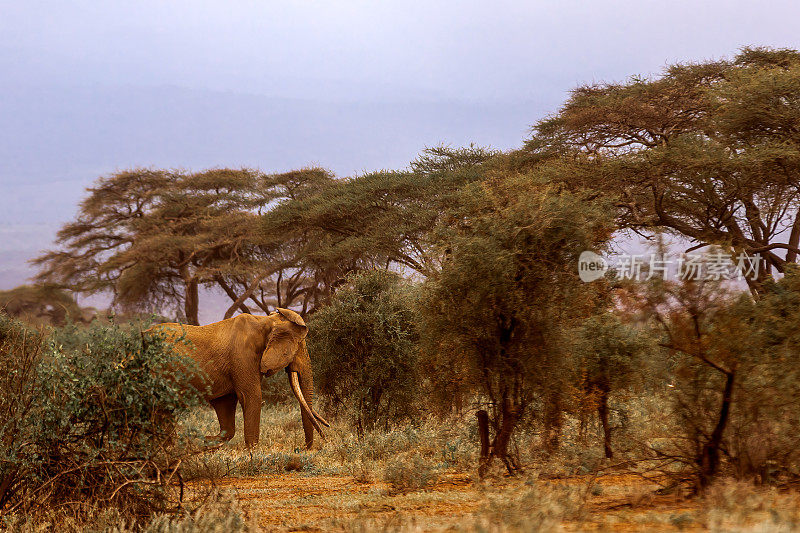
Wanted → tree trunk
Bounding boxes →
[214,275,251,315]
[0,470,17,511]
[543,390,564,452]
[223,268,280,319]
[184,278,199,325]
[476,400,522,477]
[698,371,735,488]
[493,397,522,475]
[786,209,800,263]
[476,410,491,478]
[598,388,613,459]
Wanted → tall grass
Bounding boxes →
[180,402,478,480]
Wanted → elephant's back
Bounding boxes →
[147,323,202,356]
[146,322,232,364]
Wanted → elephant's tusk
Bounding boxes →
[312,408,331,428]
[289,371,326,440]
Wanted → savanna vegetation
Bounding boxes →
[4,46,800,531]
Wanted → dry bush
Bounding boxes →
[0,315,207,523]
[182,449,314,479]
[0,314,44,511]
[347,456,377,484]
[180,402,476,485]
[383,454,439,493]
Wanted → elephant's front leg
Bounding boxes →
[236,380,263,448]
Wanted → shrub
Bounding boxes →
[0,315,45,511]
[0,314,206,520]
[346,455,376,484]
[569,313,652,459]
[0,491,258,532]
[645,271,800,487]
[309,270,420,434]
[383,454,439,493]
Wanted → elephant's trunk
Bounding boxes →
[288,342,329,448]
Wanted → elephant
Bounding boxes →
[148,308,329,448]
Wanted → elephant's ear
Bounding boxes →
[261,310,307,373]
[276,308,306,329]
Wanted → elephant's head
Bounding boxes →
[261,308,329,448]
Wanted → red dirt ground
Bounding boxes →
[188,472,704,531]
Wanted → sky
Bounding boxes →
[4,1,799,103]
[1,0,799,316]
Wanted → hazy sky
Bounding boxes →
[1,0,799,299]
[3,1,799,103]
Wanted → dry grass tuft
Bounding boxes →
[702,479,800,532]
[383,454,440,493]
[285,454,304,472]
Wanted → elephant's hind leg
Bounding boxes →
[209,393,238,442]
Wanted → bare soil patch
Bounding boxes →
[187,472,703,531]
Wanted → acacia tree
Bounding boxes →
[525,47,800,293]
[37,151,492,323]
[257,146,497,294]
[35,167,344,323]
[34,168,270,324]
[0,285,85,326]
[218,167,338,318]
[419,166,615,475]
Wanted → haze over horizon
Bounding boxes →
[2,0,799,319]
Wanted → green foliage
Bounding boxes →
[309,270,419,433]
[0,314,206,519]
[261,146,492,282]
[409,143,498,174]
[419,168,616,471]
[572,312,652,394]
